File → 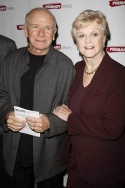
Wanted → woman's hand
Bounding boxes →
[53,104,72,121]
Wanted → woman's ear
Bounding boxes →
[103,35,107,48]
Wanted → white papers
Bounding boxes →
[14,106,40,137]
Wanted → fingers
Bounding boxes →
[54,105,64,113]
[6,112,26,132]
[62,104,68,108]
[6,112,50,133]
[53,104,72,121]
[26,115,50,133]
[26,117,41,131]
[54,104,71,114]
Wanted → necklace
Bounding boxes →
[84,66,98,75]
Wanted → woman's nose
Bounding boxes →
[85,35,91,43]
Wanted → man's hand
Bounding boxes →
[6,111,26,132]
[26,114,50,133]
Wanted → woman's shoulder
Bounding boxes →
[75,60,85,70]
[105,52,125,70]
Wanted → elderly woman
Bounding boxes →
[53,10,125,188]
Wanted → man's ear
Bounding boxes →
[23,25,28,38]
[53,30,57,41]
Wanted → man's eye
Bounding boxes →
[46,27,51,31]
[31,25,38,29]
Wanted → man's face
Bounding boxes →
[24,10,56,55]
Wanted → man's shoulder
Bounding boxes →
[50,46,73,65]
[0,34,15,45]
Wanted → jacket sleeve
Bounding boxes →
[0,58,14,132]
[45,60,75,138]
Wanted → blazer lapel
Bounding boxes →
[82,66,106,106]
[68,64,84,104]
[68,53,109,107]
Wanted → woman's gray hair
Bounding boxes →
[71,9,110,42]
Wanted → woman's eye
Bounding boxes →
[78,34,84,38]
[92,33,98,37]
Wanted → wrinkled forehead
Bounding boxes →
[27,10,56,27]
[29,10,52,21]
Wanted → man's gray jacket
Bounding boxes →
[0,45,75,183]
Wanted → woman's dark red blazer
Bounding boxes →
[62,53,125,185]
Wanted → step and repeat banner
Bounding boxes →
[0,0,125,186]
[0,0,125,65]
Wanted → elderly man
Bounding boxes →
[0,7,75,188]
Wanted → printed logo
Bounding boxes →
[54,44,72,50]
[54,44,61,50]
[0,5,14,11]
[109,0,125,7]
[107,46,125,52]
[43,3,61,9]
[0,5,6,11]
[42,3,72,9]
[17,25,24,30]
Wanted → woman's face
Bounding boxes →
[75,21,106,59]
